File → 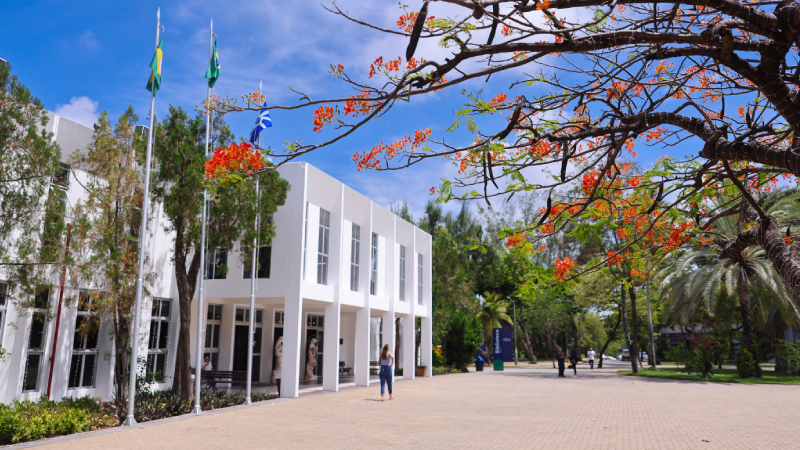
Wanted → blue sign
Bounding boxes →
[502,323,514,361]
[493,328,503,360]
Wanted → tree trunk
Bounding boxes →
[737,267,760,378]
[542,328,560,368]
[597,307,622,369]
[515,311,536,363]
[628,285,640,374]
[171,226,202,400]
[645,268,657,367]
[620,285,636,373]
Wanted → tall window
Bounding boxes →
[370,233,378,295]
[205,304,223,369]
[69,290,99,389]
[42,164,69,262]
[418,254,424,306]
[350,224,360,291]
[302,202,308,280]
[317,209,330,285]
[147,298,171,381]
[205,248,228,280]
[52,163,70,189]
[399,245,406,302]
[0,283,7,347]
[244,246,272,279]
[24,288,50,392]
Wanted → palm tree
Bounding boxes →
[659,190,800,376]
[477,292,514,360]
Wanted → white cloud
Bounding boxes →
[54,96,100,127]
[78,30,100,50]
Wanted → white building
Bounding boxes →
[0,112,432,403]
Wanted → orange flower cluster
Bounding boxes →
[506,232,527,247]
[646,126,668,143]
[352,128,432,171]
[582,170,599,195]
[536,0,552,10]
[205,142,265,181]
[368,56,403,79]
[606,250,623,266]
[343,90,379,118]
[204,93,221,115]
[554,256,578,282]
[313,105,335,133]
[501,25,513,37]
[606,81,628,99]
[489,92,508,106]
[397,12,436,33]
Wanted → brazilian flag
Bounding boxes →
[146,35,164,94]
[204,40,221,88]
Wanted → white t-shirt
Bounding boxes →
[202,361,213,371]
[587,351,596,360]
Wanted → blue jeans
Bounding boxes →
[379,366,392,396]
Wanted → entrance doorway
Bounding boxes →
[305,314,324,379]
[233,307,263,381]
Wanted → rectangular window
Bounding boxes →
[147,298,171,381]
[0,283,7,347]
[350,224,360,291]
[418,254,424,306]
[317,209,330,285]
[370,233,378,295]
[205,248,228,280]
[69,290,99,389]
[274,311,284,325]
[52,163,70,188]
[24,288,49,391]
[302,202,308,280]
[243,246,272,279]
[399,246,406,301]
[204,304,223,370]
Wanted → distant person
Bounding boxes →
[557,350,566,378]
[569,349,579,377]
[587,347,596,369]
[379,344,395,402]
[202,355,217,391]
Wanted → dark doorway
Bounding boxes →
[233,325,263,381]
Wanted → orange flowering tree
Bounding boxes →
[206,1,800,296]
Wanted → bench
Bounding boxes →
[201,370,247,391]
[339,361,352,376]
[369,360,379,376]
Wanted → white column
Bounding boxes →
[355,202,373,387]
[422,241,433,377]
[382,309,395,380]
[323,296,341,391]
[420,316,432,376]
[402,313,415,380]
[281,163,309,397]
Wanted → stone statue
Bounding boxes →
[271,336,283,384]
[305,337,318,380]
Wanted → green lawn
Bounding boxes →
[617,367,800,385]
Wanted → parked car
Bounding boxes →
[602,354,615,360]
[620,348,630,361]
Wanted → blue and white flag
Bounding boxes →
[248,101,272,145]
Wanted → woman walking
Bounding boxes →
[569,349,579,378]
[379,344,395,401]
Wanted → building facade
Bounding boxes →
[0,112,432,404]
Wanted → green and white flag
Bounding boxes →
[146,35,164,94]
[205,40,221,88]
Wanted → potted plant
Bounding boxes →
[416,365,427,377]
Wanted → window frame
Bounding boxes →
[399,245,406,302]
[205,247,228,280]
[204,304,223,370]
[418,253,424,306]
[243,246,272,279]
[370,233,378,295]
[147,298,172,382]
[317,209,331,285]
[23,287,51,392]
[69,290,100,389]
[350,224,360,292]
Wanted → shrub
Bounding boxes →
[115,389,277,423]
[444,311,483,370]
[778,341,800,376]
[0,397,114,445]
[432,347,444,367]
[664,346,686,368]
[737,347,759,379]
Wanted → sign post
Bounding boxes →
[493,328,504,371]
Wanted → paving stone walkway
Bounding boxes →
[21,361,800,449]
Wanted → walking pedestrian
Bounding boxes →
[379,344,395,402]
[569,349,579,377]
[557,349,566,377]
[587,347,596,369]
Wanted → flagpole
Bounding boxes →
[192,18,214,415]
[124,7,160,427]
[245,81,263,405]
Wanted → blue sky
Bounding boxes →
[1,0,668,220]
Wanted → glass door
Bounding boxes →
[233,307,263,381]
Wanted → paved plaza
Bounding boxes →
[19,361,800,449]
